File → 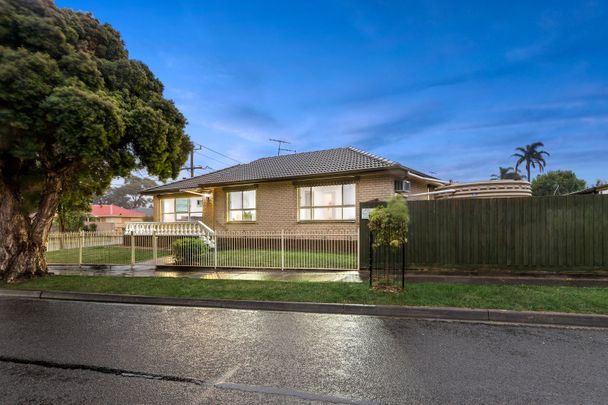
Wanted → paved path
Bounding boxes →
[50,265,364,282]
[0,297,606,404]
[49,265,608,286]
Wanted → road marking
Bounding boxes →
[196,365,241,401]
[211,365,239,384]
[217,381,379,405]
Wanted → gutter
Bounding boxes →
[142,167,406,195]
[179,189,212,198]
[407,189,456,198]
[406,171,449,186]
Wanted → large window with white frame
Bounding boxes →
[161,197,203,222]
[227,189,256,222]
[298,184,356,221]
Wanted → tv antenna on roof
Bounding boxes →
[269,139,296,156]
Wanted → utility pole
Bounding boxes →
[189,148,195,177]
[269,139,296,156]
[181,144,210,177]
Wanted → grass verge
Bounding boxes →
[3,276,608,314]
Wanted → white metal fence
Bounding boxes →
[46,228,359,270]
[46,230,155,266]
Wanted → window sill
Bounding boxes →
[226,221,257,224]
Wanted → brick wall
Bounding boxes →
[152,172,432,232]
[212,173,428,232]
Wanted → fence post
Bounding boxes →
[213,233,218,269]
[356,227,360,271]
[401,242,405,289]
[130,231,135,270]
[79,230,84,268]
[152,231,157,265]
[368,232,373,287]
[281,229,285,271]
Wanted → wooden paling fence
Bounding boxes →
[404,195,608,270]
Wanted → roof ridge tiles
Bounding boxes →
[346,146,396,165]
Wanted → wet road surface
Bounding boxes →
[0,297,606,404]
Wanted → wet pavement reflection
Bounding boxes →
[49,265,363,282]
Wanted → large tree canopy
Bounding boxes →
[93,175,158,209]
[0,0,191,281]
[531,170,587,196]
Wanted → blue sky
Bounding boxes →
[59,0,607,183]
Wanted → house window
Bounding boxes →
[161,197,203,222]
[227,190,256,222]
[298,184,356,221]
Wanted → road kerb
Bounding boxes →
[0,289,42,298]
[1,288,607,328]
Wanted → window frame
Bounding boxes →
[227,189,257,223]
[297,183,356,222]
[160,197,204,223]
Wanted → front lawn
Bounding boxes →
[46,246,171,265]
[46,246,356,269]
[215,249,356,269]
[4,276,608,314]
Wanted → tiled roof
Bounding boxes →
[90,204,146,218]
[143,147,430,194]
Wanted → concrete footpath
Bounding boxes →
[49,265,608,287]
[1,288,607,329]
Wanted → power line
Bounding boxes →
[191,167,213,174]
[193,142,242,164]
[180,164,212,174]
[194,150,232,166]
[193,150,235,167]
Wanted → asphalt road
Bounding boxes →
[0,298,606,404]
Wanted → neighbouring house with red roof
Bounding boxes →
[87,204,146,232]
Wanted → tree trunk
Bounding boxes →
[0,176,61,283]
[0,226,48,283]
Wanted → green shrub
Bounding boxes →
[83,223,97,232]
[368,194,409,249]
[171,238,209,265]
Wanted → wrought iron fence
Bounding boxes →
[46,228,359,270]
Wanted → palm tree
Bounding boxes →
[513,142,550,181]
[491,167,522,180]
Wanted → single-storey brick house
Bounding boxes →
[141,147,445,232]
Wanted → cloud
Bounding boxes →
[224,105,283,130]
[333,21,607,107]
[346,102,450,145]
[455,103,608,131]
[551,148,608,165]
[505,39,553,63]
[334,64,525,105]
